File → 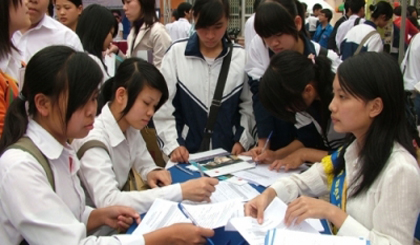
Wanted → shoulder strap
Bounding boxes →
[76,140,109,159]
[7,137,55,191]
[199,42,234,152]
[354,17,361,26]
[318,46,328,57]
[354,30,378,56]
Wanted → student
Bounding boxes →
[12,0,83,63]
[0,46,215,245]
[112,0,171,69]
[340,2,393,60]
[312,9,333,48]
[154,0,254,162]
[55,0,82,32]
[112,10,125,41]
[336,0,366,53]
[245,0,341,165]
[72,58,219,213]
[245,52,420,245]
[76,4,117,85]
[394,6,419,45]
[0,0,31,136]
[167,2,192,41]
[259,50,345,171]
[165,9,179,34]
[306,3,322,38]
[244,0,262,51]
[328,1,351,52]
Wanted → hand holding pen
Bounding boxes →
[254,131,274,164]
[179,203,215,245]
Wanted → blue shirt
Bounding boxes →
[312,23,333,48]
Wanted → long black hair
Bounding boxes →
[254,0,308,40]
[98,58,169,119]
[192,0,230,29]
[123,0,158,34]
[0,46,103,153]
[259,50,333,124]
[0,0,22,60]
[333,52,416,197]
[76,4,116,71]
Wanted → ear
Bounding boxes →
[115,87,127,106]
[294,15,303,31]
[302,83,315,101]
[34,93,52,117]
[368,97,383,118]
[77,5,83,15]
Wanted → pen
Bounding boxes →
[178,203,215,245]
[190,161,205,177]
[175,164,194,175]
[261,131,273,153]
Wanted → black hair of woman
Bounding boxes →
[369,1,393,21]
[125,0,159,34]
[0,45,103,153]
[192,0,230,29]
[0,0,22,60]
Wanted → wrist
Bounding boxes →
[265,187,277,200]
[114,47,119,55]
[328,206,347,229]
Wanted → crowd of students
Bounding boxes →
[0,0,420,244]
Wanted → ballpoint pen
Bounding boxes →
[190,161,205,177]
[261,131,273,153]
[178,203,215,245]
[175,163,194,175]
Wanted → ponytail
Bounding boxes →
[313,55,334,106]
[369,1,393,20]
[0,96,29,154]
[97,77,115,115]
[294,0,310,38]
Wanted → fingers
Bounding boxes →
[251,148,262,160]
[244,202,257,218]
[197,227,215,238]
[269,160,284,171]
[117,206,140,222]
[170,147,190,163]
[156,170,172,186]
[148,179,158,188]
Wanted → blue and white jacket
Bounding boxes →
[154,33,255,155]
[244,34,342,150]
[340,21,383,60]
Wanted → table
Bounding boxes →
[127,163,331,244]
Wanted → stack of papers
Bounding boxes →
[265,230,370,245]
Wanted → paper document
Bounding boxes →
[183,181,260,204]
[227,198,320,245]
[233,164,308,187]
[133,198,243,236]
[265,229,369,245]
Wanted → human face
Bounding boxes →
[27,0,49,26]
[103,28,115,51]
[123,0,141,22]
[318,13,327,24]
[55,0,82,31]
[195,16,228,49]
[122,85,162,130]
[329,76,375,139]
[376,14,391,28]
[9,0,31,35]
[263,33,297,54]
[66,90,98,139]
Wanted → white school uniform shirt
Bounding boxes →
[336,15,365,52]
[244,13,256,52]
[71,104,183,213]
[168,18,191,42]
[12,15,83,63]
[307,15,319,32]
[0,119,144,245]
[270,141,420,245]
[401,34,420,91]
[0,48,22,81]
[88,54,110,86]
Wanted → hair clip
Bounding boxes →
[308,54,316,65]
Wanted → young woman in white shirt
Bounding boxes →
[258,50,345,171]
[0,46,214,245]
[55,0,82,32]
[245,52,420,245]
[76,4,117,85]
[72,57,218,214]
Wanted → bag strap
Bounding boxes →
[76,140,109,159]
[7,137,55,191]
[199,42,233,152]
[318,46,328,57]
[354,17,361,26]
[354,30,378,56]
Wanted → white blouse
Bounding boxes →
[270,140,420,245]
[0,119,144,244]
[71,104,182,213]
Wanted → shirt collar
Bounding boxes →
[26,119,65,160]
[178,18,189,23]
[302,35,316,56]
[184,32,230,59]
[30,15,56,32]
[364,20,377,29]
[100,103,127,147]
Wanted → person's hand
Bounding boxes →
[284,196,339,227]
[106,43,119,56]
[244,188,277,224]
[270,150,304,171]
[100,206,141,232]
[159,223,215,244]
[170,146,189,163]
[147,169,172,188]
[181,177,219,202]
[241,145,263,158]
[254,149,277,164]
[231,142,245,155]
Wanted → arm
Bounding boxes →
[150,24,172,69]
[78,147,182,213]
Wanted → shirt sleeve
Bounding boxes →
[236,71,256,150]
[366,33,384,53]
[402,36,420,90]
[78,147,182,213]
[338,153,420,245]
[150,25,172,69]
